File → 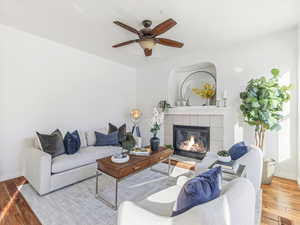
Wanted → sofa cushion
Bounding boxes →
[36,129,65,158]
[95,131,119,146]
[63,130,81,154]
[172,167,222,216]
[108,123,127,144]
[78,130,88,148]
[86,128,107,146]
[228,141,248,160]
[51,146,121,173]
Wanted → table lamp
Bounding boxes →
[130,109,142,137]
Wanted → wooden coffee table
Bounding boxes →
[95,147,173,209]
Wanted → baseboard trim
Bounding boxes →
[297,177,300,187]
[275,171,297,181]
[0,171,22,182]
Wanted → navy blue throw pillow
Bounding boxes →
[95,131,119,146]
[172,167,222,216]
[228,141,248,160]
[63,130,81,154]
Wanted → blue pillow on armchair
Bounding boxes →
[95,131,119,146]
[172,167,222,216]
[228,141,248,160]
[63,130,81,154]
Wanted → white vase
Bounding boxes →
[206,98,210,106]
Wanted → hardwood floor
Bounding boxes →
[0,174,298,224]
[0,177,41,225]
[261,177,300,225]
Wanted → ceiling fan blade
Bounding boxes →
[151,19,177,36]
[112,40,138,48]
[144,49,152,56]
[155,38,184,48]
[113,21,140,36]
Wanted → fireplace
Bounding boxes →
[173,125,209,160]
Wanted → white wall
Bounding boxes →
[137,28,298,180]
[0,25,136,181]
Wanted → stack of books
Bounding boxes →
[130,147,151,156]
[209,160,246,180]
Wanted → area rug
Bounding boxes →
[19,164,192,225]
[20,163,262,225]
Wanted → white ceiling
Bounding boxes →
[1,0,299,68]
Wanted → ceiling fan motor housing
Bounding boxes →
[142,20,152,28]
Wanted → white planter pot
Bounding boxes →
[217,155,231,162]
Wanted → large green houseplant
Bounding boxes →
[240,68,292,183]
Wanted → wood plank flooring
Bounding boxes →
[0,177,41,225]
[0,174,298,224]
[261,177,300,225]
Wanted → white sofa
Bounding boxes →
[118,177,256,225]
[118,145,263,225]
[25,130,122,195]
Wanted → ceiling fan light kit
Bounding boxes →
[112,19,184,56]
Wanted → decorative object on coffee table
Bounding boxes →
[111,153,130,164]
[130,109,142,137]
[121,132,136,152]
[217,150,231,162]
[150,107,163,151]
[240,68,292,184]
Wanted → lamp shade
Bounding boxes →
[130,109,142,121]
[139,39,156,50]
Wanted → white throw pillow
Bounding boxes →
[86,128,107,146]
[33,136,42,150]
[78,130,88,148]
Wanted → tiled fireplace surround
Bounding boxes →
[164,114,224,153]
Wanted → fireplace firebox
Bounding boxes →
[173,125,209,160]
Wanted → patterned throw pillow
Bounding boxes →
[172,167,222,216]
[63,130,81,154]
[36,129,65,158]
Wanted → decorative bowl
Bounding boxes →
[111,155,130,164]
[217,155,231,163]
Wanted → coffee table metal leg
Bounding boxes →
[115,179,118,210]
[95,171,118,210]
[95,170,99,196]
[150,156,172,176]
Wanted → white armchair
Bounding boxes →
[118,177,256,225]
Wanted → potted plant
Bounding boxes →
[158,100,171,112]
[240,68,292,184]
[217,150,231,162]
[150,107,164,151]
[122,132,136,153]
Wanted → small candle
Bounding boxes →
[222,90,228,99]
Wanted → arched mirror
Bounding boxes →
[180,71,216,106]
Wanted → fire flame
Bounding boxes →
[187,136,195,149]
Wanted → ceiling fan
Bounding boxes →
[112,19,184,56]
